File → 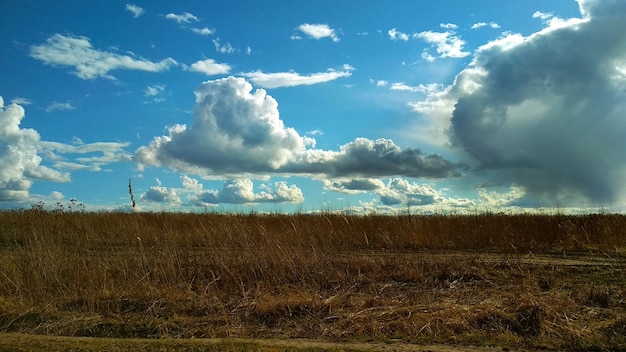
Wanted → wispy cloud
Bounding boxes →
[191,27,214,36]
[440,23,458,29]
[144,84,166,102]
[387,25,468,60]
[389,82,443,94]
[144,84,165,97]
[212,38,235,54]
[165,12,198,24]
[243,64,354,88]
[45,101,76,113]
[125,4,144,18]
[471,21,501,30]
[373,79,388,87]
[388,28,410,41]
[294,23,339,42]
[40,140,132,172]
[11,97,32,105]
[421,50,436,62]
[30,34,177,80]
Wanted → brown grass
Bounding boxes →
[0,210,625,350]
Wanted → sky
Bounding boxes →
[1,0,625,214]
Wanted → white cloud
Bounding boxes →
[376,178,441,206]
[387,26,468,59]
[135,77,461,180]
[478,186,526,208]
[189,179,304,205]
[165,12,198,24]
[415,29,469,59]
[181,175,203,193]
[142,185,182,204]
[284,137,461,179]
[51,161,99,172]
[471,21,501,30]
[39,140,131,155]
[50,191,64,200]
[390,82,443,94]
[532,11,554,21]
[421,50,436,62]
[144,84,166,103]
[144,84,165,97]
[188,58,231,75]
[191,27,214,36]
[30,34,177,80]
[390,83,420,92]
[125,4,144,18]
[39,140,132,172]
[323,177,479,213]
[440,23,458,29]
[135,77,314,177]
[295,23,339,42]
[388,28,409,41]
[0,97,70,201]
[531,10,587,30]
[212,38,235,54]
[323,178,385,195]
[243,65,354,88]
[180,175,303,205]
[11,98,32,105]
[45,101,76,113]
[418,0,626,205]
[306,129,323,136]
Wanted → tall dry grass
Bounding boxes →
[0,211,624,349]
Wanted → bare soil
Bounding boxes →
[0,332,508,351]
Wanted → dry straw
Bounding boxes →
[0,211,624,349]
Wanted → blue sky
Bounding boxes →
[1,0,625,213]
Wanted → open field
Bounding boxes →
[0,211,625,351]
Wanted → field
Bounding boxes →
[0,211,625,351]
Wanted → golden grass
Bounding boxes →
[0,211,625,350]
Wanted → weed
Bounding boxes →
[0,211,624,350]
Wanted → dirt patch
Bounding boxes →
[0,333,508,351]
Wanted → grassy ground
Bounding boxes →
[0,211,625,351]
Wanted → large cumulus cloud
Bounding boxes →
[419,0,626,205]
[0,97,70,201]
[135,76,312,175]
[0,96,133,204]
[135,76,460,180]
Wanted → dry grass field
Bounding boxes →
[0,210,625,351]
